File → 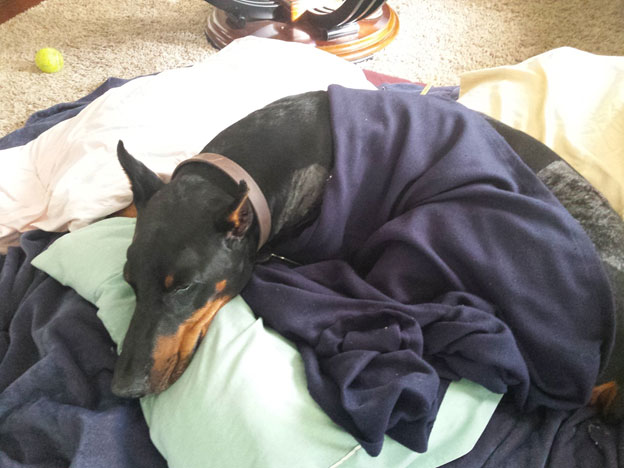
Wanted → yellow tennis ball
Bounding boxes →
[35,48,64,73]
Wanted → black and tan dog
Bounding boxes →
[111,89,624,421]
[112,91,332,397]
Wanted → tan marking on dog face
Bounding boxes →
[150,291,232,391]
[227,192,250,229]
[113,202,138,218]
[164,274,175,290]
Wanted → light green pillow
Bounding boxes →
[32,217,502,468]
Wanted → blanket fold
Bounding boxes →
[241,85,615,456]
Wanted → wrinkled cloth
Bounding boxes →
[241,85,615,456]
[443,395,624,468]
[1,76,619,465]
[0,230,167,468]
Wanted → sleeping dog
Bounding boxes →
[112,90,332,397]
[111,86,623,422]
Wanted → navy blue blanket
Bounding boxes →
[0,231,166,468]
[0,77,621,467]
[242,85,615,456]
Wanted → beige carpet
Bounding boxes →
[1,0,623,138]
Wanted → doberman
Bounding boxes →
[112,89,623,421]
[112,91,332,398]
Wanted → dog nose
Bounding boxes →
[111,365,151,398]
[111,348,152,398]
[111,371,151,398]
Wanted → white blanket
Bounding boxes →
[0,37,375,252]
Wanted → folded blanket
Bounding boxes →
[242,85,615,456]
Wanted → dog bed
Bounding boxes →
[1,38,623,468]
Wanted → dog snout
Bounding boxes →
[111,351,152,398]
[111,314,197,398]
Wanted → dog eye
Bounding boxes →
[164,275,192,294]
[169,283,193,296]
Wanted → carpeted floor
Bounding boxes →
[1,0,623,138]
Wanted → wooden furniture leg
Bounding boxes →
[204,0,399,62]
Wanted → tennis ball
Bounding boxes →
[35,48,64,73]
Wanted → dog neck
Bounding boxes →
[172,153,272,249]
[199,90,334,248]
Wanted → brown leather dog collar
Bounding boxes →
[171,153,272,250]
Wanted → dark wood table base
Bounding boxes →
[205,3,399,62]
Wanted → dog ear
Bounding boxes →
[223,181,254,239]
[117,140,165,210]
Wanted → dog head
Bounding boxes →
[111,141,257,398]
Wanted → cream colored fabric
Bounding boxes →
[458,47,624,218]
